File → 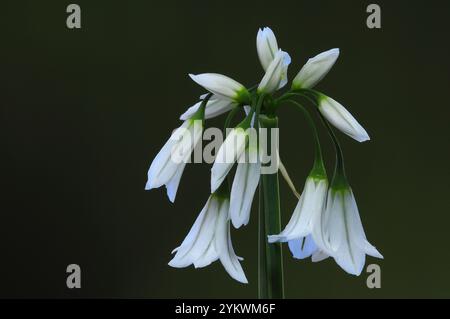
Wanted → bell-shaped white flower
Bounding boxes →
[288,236,330,261]
[318,94,370,142]
[268,176,328,242]
[313,186,383,276]
[180,95,236,120]
[230,144,260,228]
[168,192,248,283]
[292,48,340,90]
[189,73,250,103]
[258,50,291,94]
[256,27,278,71]
[211,114,254,192]
[145,119,202,202]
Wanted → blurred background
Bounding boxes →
[1,0,449,298]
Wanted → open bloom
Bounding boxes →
[189,73,250,103]
[268,175,328,262]
[230,144,260,228]
[145,119,202,202]
[256,27,291,90]
[292,48,340,90]
[168,192,248,283]
[313,186,383,275]
[258,50,291,94]
[180,95,237,120]
[318,94,370,142]
[268,176,328,243]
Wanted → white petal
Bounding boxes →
[288,235,318,259]
[230,147,261,228]
[278,52,291,89]
[168,197,219,268]
[256,27,278,71]
[189,73,245,102]
[211,128,247,192]
[292,48,340,89]
[214,199,248,284]
[319,95,370,142]
[165,162,186,203]
[180,97,235,121]
[311,250,330,262]
[258,50,290,94]
[193,241,219,268]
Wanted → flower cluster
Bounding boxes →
[145,27,382,284]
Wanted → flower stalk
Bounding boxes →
[259,114,284,299]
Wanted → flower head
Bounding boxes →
[313,185,383,275]
[258,50,291,94]
[257,27,279,71]
[169,191,248,283]
[268,176,328,243]
[318,94,370,142]
[189,73,250,104]
[292,48,340,90]
[145,118,202,202]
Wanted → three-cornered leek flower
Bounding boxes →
[268,175,328,260]
[256,27,291,89]
[230,141,260,229]
[210,111,254,193]
[189,73,250,104]
[292,48,340,90]
[317,94,370,142]
[145,111,203,202]
[258,50,292,94]
[168,189,248,283]
[313,185,383,275]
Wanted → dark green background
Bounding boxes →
[2,0,449,298]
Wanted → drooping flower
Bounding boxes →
[317,94,370,142]
[189,73,250,104]
[168,190,248,283]
[268,176,328,243]
[229,143,260,228]
[145,116,203,202]
[210,110,256,193]
[256,27,291,89]
[313,185,383,276]
[292,48,340,90]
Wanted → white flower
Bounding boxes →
[145,119,202,202]
[258,50,291,94]
[210,127,248,193]
[189,73,250,103]
[168,193,248,284]
[318,94,370,142]
[292,48,340,90]
[256,27,291,89]
[180,95,236,120]
[313,187,383,276]
[230,144,260,228]
[268,176,328,242]
[257,27,278,71]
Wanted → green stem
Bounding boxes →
[285,100,325,175]
[259,114,284,299]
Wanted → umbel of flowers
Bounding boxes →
[145,27,382,298]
